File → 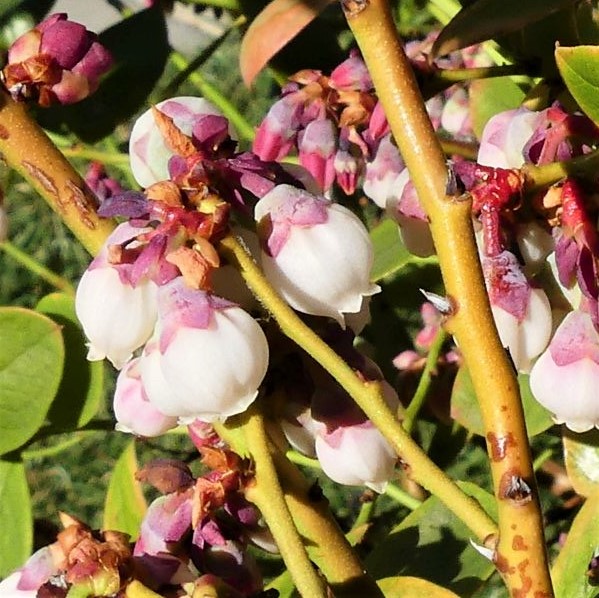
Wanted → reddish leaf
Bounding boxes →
[240,0,333,86]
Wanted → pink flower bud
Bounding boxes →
[4,13,112,106]
[253,95,302,161]
[530,309,599,432]
[255,184,380,326]
[298,118,337,192]
[129,96,228,188]
[440,87,472,138]
[363,134,405,208]
[75,223,159,369]
[139,278,269,422]
[329,51,372,91]
[477,108,545,168]
[334,147,360,195]
[483,251,552,373]
[113,358,178,437]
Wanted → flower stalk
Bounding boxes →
[342,0,553,595]
[0,87,115,255]
[233,405,328,598]
[219,233,497,542]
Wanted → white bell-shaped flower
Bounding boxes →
[113,358,178,437]
[129,96,230,188]
[139,278,269,423]
[255,184,380,326]
[530,309,599,432]
[75,223,159,369]
[315,420,397,493]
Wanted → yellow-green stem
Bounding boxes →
[0,240,75,294]
[0,88,115,255]
[236,406,327,598]
[403,328,448,434]
[343,1,552,595]
[522,147,599,191]
[219,234,497,542]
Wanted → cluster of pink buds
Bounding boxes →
[0,455,270,596]
[132,455,269,595]
[75,96,379,429]
[0,513,133,597]
[1,13,112,106]
[253,42,488,256]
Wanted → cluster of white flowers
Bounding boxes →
[75,97,382,453]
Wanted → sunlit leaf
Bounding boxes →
[469,77,526,140]
[0,307,64,455]
[563,429,599,498]
[377,576,460,597]
[0,458,32,577]
[556,46,599,126]
[552,490,599,597]
[451,366,553,437]
[432,0,577,59]
[37,293,104,430]
[104,440,147,538]
[239,0,332,86]
[366,482,496,596]
[370,218,437,282]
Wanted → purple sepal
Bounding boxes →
[157,278,236,351]
[261,189,329,257]
[482,251,531,322]
[550,308,599,366]
[192,518,227,550]
[192,114,232,154]
[554,229,579,289]
[97,191,150,219]
[577,246,599,301]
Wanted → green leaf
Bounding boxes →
[556,46,599,126]
[36,293,104,430]
[450,366,553,437]
[377,576,460,598]
[552,490,599,598]
[431,0,578,59]
[370,218,437,282]
[366,482,496,596]
[469,77,526,140]
[104,440,147,538]
[38,8,169,143]
[563,429,599,498]
[0,458,32,577]
[0,307,64,455]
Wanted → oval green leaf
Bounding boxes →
[451,366,553,437]
[366,482,496,596]
[432,0,577,59]
[552,490,599,597]
[36,293,104,430]
[0,458,32,577]
[370,218,438,282]
[104,440,147,538]
[556,46,599,126]
[378,576,460,598]
[469,77,526,140]
[563,429,599,498]
[0,307,64,455]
